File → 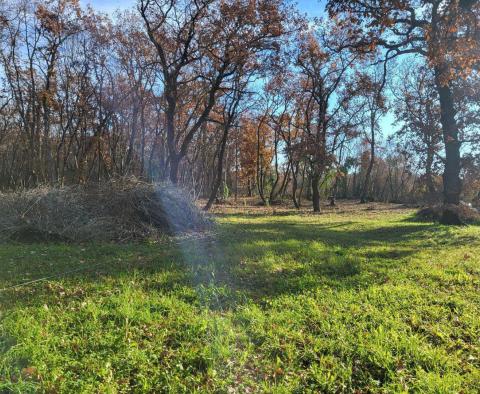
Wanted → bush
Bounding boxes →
[0,178,211,243]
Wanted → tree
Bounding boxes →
[139,0,287,184]
[354,69,388,203]
[327,0,480,210]
[392,64,444,201]
[294,23,359,212]
[112,11,157,177]
[0,0,85,186]
[204,72,249,211]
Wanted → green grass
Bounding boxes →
[0,208,479,393]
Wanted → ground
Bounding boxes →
[0,202,479,393]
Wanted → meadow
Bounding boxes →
[0,203,479,393]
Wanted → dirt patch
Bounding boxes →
[205,198,411,216]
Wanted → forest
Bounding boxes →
[1,1,480,392]
[0,0,479,216]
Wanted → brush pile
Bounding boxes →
[415,203,480,225]
[0,178,211,243]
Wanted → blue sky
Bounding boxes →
[81,0,326,17]
[296,0,325,17]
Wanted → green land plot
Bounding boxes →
[0,207,479,393]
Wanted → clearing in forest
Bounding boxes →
[0,204,479,393]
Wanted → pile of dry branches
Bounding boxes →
[416,203,480,225]
[0,178,211,243]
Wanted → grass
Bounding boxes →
[0,205,479,393]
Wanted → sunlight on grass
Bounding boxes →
[0,209,479,393]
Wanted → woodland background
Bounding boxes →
[0,0,479,211]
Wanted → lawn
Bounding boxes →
[0,204,479,393]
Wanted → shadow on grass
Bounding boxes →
[217,215,438,247]
[0,214,470,311]
[188,218,435,300]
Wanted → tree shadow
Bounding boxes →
[190,219,437,300]
[0,214,469,312]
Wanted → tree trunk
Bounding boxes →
[256,118,267,204]
[292,163,299,209]
[312,174,320,212]
[434,67,461,206]
[269,130,280,202]
[298,162,306,207]
[169,155,180,184]
[165,96,179,184]
[306,174,312,201]
[425,146,436,201]
[360,155,374,204]
[204,126,229,211]
[361,114,375,204]
[125,104,139,174]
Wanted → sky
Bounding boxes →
[81,0,326,17]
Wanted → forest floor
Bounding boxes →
[0,202,479,393]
